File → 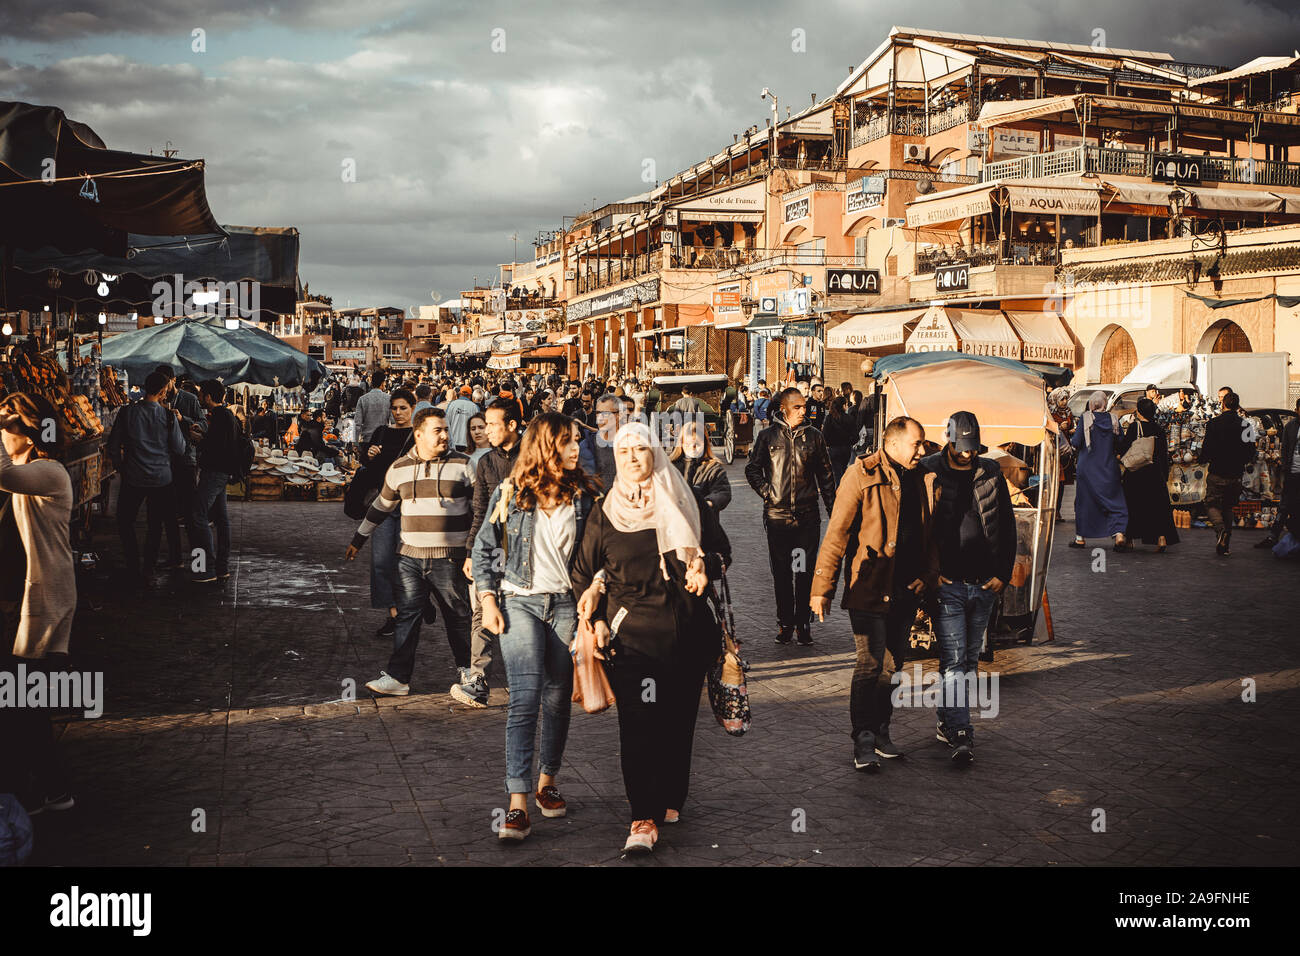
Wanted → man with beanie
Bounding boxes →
[919,411,1015,766]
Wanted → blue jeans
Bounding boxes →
[389,553,471,684]
[933,581,997,734]
[192,470,230,575]
[369,506,401,610]
[497,592,576,794]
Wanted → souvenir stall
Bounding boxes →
[1155,395,1282,530]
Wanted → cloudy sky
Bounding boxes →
[2,1,1296,310]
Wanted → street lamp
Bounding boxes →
[761,88,780,168]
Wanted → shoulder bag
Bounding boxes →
[570,617,616,714]
[1120,420,1156,473]
[344,428,412,520]
[705,570,751,737]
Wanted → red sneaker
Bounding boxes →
[534,785,567,818]
[498,808,531,841]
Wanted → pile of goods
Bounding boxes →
[0,345,105,443]
[243,442,356,502]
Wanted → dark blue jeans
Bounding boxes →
[497,592,576,794]
[369,505,401,609]
[191,470,230,576]
[933,581,997,734]
[389,553,472,684]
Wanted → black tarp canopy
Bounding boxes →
[0,101,223,256]
[6,226,300,318]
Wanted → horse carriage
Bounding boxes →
[651,373,754,463]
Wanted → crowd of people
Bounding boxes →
[3,354,1293,853]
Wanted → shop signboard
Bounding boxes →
[777,288,810,318]
[934,262,970,293]
[781,320,817,337]
[905,310,959,353]
[492,334,520,352]
[568,277,660,320]
[713,283,742,314]
[991,128,1041,156]
[826,268,882,295]
[783,196,810,222]
[332,348,367,361]
[1152,154,1202,185]
[756,296,778,315]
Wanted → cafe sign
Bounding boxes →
[934,262,970,292]
[826,268,882,295]
[783,196,810,222]
[1152,154,1202,185]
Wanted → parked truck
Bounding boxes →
[1070,352,1291,416]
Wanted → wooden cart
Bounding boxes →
[651,374,749,463]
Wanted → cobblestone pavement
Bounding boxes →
[27,462,1300,866]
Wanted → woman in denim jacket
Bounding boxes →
[471,412,602,842]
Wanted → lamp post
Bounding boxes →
[761,88,780,169]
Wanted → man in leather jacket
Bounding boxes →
[745,387,836,645]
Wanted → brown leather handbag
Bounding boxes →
[571,618,616,714]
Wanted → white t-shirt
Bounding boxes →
[502,502,575,596]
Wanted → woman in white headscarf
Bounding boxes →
[571,421,732,855]
[1068,391,1130,550]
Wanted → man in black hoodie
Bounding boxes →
[745,387,836,645]
[919,411,1015,765]
[452,397,523,706]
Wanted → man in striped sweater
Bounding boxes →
[345,407,474,696]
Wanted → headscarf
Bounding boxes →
[1080,390,1119,450]
[603,421,702,572]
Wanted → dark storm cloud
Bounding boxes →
[2,0,1298,305]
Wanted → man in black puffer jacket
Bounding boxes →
[745,387,835,646]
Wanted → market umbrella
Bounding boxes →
[0,101,223,256]
[6,225,301,319]
[99,316,327,389]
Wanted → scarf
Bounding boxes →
[1081,390,1120,450]
[603,422,702,575]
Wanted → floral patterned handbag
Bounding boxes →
[706,571,750,737]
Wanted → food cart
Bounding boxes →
[651,373,751,462]
[870,352,1060,654]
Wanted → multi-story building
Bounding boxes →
[526,26,1300,392]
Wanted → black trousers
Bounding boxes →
[171,459,198,549]
[1269,475,1300,538]
[609,649,707,823]
[764,513,821,628]
[847,587,921,741]
[0,650,70,800]
[117,480,179,575]
[1204,475,1242,542]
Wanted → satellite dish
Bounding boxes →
[916,179,934,195]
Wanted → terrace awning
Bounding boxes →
[1184,185,1285,213]
[905,182,997,227]
[1003,310,1077,365]
[825,308,928,350]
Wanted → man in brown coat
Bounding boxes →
[810,416,938,771]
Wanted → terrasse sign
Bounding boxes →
[1152,155,1201,185]
[826,268,882,294]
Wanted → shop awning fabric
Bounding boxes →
[0,100,223,255]
[1003,310,1076,364]
[99,316,327,389]
[825,308,928,349]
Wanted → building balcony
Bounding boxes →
[914,243,1058,276]
[851,100,971,148]
[983,145,1300,189]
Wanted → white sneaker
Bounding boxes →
[365,672,410,696]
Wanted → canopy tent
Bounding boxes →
[0,101,223,256]
[99,316,326,389]
[872,352,1055,448]
[6,225,300,318]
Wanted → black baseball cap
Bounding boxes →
[945,410,987,454]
